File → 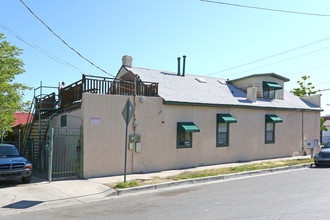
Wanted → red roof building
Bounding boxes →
[12,113,33,127]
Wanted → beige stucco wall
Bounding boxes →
[230,76,285,99]
[82,93,320,178]
[302,94,322,107]
[52,109,83,129]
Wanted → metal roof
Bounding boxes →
[227,73,290,83]
[124,66,321,111]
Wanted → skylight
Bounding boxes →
[195,77,207,83]
[218,80,227,85]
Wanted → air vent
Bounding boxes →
[195,77,207,83]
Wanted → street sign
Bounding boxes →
[122,98,135,182]
[122,98,135,125]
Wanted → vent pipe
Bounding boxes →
[177,57,181,76]
[182,55,186,76]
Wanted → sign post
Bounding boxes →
[121,98,135,182]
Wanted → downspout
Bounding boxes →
[302,111,305,155]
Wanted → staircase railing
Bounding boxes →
[21,82,58,157]
[21,96,36,156]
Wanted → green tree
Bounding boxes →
[291,75,319,97]
[321,117,328,133]
[0,33,30,134]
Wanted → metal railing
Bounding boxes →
[21,75,159,163]
[60,74,158,108]
[21,82,58,158]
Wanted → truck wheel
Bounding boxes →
[22,175,31,184]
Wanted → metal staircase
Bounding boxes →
[24,113,54,166]
[21,83,58,167]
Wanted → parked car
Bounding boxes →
[0,144,32,183]
[314,142,330,167]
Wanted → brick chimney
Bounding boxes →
[122,55,133,67]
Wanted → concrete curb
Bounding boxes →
[112,163,312,196]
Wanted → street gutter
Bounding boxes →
[110,163,312,196]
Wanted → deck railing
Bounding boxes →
[60,75,158,108]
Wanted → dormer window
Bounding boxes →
[263,81,282,99]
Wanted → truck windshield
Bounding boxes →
[0,145,20,157]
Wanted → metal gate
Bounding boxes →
[52,128,82,179]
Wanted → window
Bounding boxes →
[61,115,67,127]
[265,114,283,144]
[263,81,282,99]
[177,122,200,149]
[217,123,229,146]
[177,131,192,148]
[217,114,237,147]
[265,122,275,143]
[263,88,275,99]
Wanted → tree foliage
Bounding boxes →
[291,75,319,97]
[321,118,328,132]
[0,33,30,133]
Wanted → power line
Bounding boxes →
[207,36,330,76]
[0,23,90,75]
[200,0,330,17]
[317,88,330,92]
[290,63,330,77]
[227,45,330,77]
[19,0,115,78]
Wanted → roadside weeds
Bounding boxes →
[108,158,313,190]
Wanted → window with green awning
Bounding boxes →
[265,114,283,123]
[177,122,200,133]
[263,81,283,90]
[216,114,237,147]
[177,122,200,149]
[217,114,237,123]
[265,114,282,144]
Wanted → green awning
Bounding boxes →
[266,114,283,123]
[217,114,237,123]
[263,81,283,90]
[177,122,200,132]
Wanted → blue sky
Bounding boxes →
[1,0,330,115]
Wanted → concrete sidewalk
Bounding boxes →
[0,156,311,216]
[0,176,115,216]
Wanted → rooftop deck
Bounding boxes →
[60,74,158,108]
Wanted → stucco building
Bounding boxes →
[23,55,322,178]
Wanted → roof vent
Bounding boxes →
[195,77,207,83]
[177,55,187,77]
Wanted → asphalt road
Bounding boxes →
[1,167,330,220]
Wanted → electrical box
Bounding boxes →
[305,139,318,149]
[129,134,142,152]
[135,142,142,153]
[129,134,140,143]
